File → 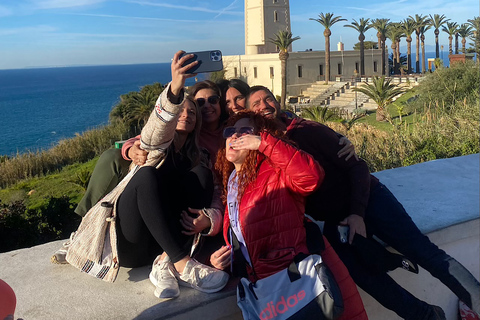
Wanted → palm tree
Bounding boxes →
[442,22,459,55]
[457,24,473,53]
[352,76,405,121]
[467,17,480,55]
[419,24,432,72]
[386,23,403,74]
[269,30,301,109]
[344,18,372,76]
[429,14,449,59]
[301,105,334,123]
[410,14,430,73]
[127,89,158,128]
[400,18,416,74]
[370,18,390,75]
[310,13,347,83]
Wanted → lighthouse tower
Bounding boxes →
[244,0,291,55]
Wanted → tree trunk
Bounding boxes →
[407,37,412,74]
[359,34,365,76]
[324,29,331,84]
[462,38,466,54]
[435,29,440,59]
[279,53,288,110]
[391,42,398,74]
[421,36,426,73]
[415,32,420,73]
[381,37,386,75]
[455,33,459,54]
[449,36,453,55]
[376,106,387,121]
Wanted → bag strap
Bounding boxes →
[287,253,309,282]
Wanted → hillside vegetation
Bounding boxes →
[1,62,478,252]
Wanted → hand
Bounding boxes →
[180,208,211,235]
[210,246,231,270]
[340,214,367,244]
[128,140,148,166]
[229,134,261,150]
[170,50,197,96]
[337,136,359,161]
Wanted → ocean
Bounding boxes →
[0,52,456,156]
[0,63,204,157]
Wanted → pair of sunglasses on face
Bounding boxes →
[196,95,220,107]
[223,126,254,139]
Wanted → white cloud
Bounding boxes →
[32,0,106,9]
[71,12,204,23]
[0,25,57,36]
[126,0,242,16]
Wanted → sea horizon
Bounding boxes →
[0,51,462,156]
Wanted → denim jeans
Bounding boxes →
[323,182,480,319]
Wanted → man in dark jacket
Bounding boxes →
[247,85,480,320]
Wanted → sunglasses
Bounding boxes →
[223,126,254,139]
[196,95,220,107]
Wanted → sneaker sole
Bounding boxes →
[50,255,69,265]
[149,271,180,300]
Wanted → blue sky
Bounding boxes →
[0,0,477,69]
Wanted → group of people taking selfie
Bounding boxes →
[53,50,480,320]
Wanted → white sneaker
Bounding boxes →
[174,258,229,293]
[149,255,180,300]
[50,233,74,264]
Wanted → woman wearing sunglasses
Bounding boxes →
[215,110,324,280]
[114,51,229,300]
[187,80,228,164]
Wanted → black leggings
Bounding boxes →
[116,164,213,268]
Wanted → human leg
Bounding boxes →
[116,166,191,267]
[365,183,480,317]
[116,165,228,294]
[75,148,130,217]
[324,223,435,320]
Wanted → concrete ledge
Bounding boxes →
[1,154,479,320]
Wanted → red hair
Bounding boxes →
[215,111,287,203]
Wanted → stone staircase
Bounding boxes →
[296,81,376,115]
[300,81,348,106]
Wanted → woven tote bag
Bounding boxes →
[66,166,139,282]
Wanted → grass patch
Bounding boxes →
[0,157,98,210]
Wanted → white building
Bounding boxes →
[223,0,383,97]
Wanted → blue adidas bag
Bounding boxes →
[236,254,343,320]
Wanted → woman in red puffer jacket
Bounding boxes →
[211,111,368,320]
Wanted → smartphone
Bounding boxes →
[337,225,350,244]
[181,50,223,74]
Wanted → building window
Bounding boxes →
[234,67,238,78]
[254,67,258,78]
[270,67,274,78]
[355,62,359,73]
[274,11,278,22]
[337,63,342,75]
[373,61,378,72]
[273,0,278,3]
[244,67,247,74]
[319,64,324,76]
[297,65,303,78]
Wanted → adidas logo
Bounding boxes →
[259,290,306,320]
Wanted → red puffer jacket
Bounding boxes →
[223,132,324,282]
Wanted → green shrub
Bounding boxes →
[0,196,80,252]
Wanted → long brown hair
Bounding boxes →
[215,111,286,203]
[174,95,204,167]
